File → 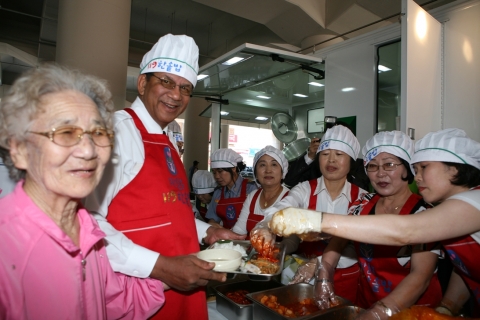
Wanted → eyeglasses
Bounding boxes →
[150,74,193,96]
[365,162,403,172]
[28,126,114,147]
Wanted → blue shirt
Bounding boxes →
[205,175,257,223]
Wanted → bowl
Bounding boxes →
[197,249,242,271]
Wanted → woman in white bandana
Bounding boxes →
[270,128,480,317]
[252,125,369,303]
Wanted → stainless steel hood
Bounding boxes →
[193,43,325,123]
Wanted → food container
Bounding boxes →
[209,240,287,281]
[214,280,284,320]
[308,306,364,319]
[246,283,351,320]
[197,248,243,271]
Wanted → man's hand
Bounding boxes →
[307,137,320,160]
[150,254,226,291]
[203,226,246,245]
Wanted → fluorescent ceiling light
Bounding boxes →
[220,111,229,116]
[222,57,245,65]
[255,116,269,121]
[341,87,355,92]
[378,65,391,72]
[197,74,209,80]
[256,95,271,99]
[293,93,308,98]
[308,82,324,87]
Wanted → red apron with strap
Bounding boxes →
[107,108,206,320]
[297,179,360,303]
[246,189,289,239]
[355,193,442,308]
[216,178,248,229]
[197,201,208,220]
[441,186,480,315]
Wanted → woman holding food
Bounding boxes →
[205,148,257,228]
[318,131,442,318]
[269,128,480,317]
[0,65,164,319]
[252,125,368,302]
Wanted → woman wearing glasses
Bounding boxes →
[0,65,165,319]
[308,131,442,318]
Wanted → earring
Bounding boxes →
[111,153,119,164]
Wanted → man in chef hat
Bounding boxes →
[85,34,244,320]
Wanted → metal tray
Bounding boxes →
[214,279,284,320]
[208,240,286,281]
[308,306,363,320]
[246,283,352,320]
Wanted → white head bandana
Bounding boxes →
[192,170,217,194]
[253,145,289,182]
[317,125,360,160]
[362,131,415,174]
[210,148,243,169]
[412,128,480,170]
[140,34,199,87]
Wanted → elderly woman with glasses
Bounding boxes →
[0,64,164,319]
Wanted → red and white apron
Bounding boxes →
[355,193,442,308]
[245,189,289,239]
[297,179,360,303]
[107,108,206,320]
[441,186,480,316]
[216,179,248,229]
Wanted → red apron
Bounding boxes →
[197,200,208,220]
[441,186,480,315]
[246,189,289,239]
[216,178,248,229]
[107,108,207,320]
[298,179,360,303]
[355,193,442,308]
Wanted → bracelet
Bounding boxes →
[315,278,331,283]
[376,301,393,317]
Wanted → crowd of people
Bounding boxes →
[0,32,479,319]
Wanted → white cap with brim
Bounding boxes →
[140,34,199,87]
[362,131,415,174]
[253,145,289,181]
[317,125,360,160]
[210,148,243,169]
[192,170,217,194]
[411,128,480,170]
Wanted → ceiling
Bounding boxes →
[0,0,457,124]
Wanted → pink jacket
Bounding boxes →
[0,182,165,319]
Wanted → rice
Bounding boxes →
[212,242,247,256]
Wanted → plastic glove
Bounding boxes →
[269,207,323,237]
[313,260,338,309]
[250,220,276,258]
[355,301,400,320]
[289,258,318,284]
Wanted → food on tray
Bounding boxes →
[212,241,248,256]
[390,306,471,319]
[259,294,319,318]
[248,257,279,274]
[269,207,322,237]
[225,289,251,305]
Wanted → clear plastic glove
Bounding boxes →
[250,220,276,258]
[313,260,338,309]
[289,258,318,284]
[269,207,322,237]
[355,301,400,320]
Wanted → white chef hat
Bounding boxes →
[140,34,199,87]
[253,145,289,181]
[411,128,480,170]
[210,148,243,169]
[317,125,360,160]
[192,170,217,194]
[362,131,415,173]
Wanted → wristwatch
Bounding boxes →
[376,301,393,317]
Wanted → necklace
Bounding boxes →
[262,188,282,208]
[383,204,400,213]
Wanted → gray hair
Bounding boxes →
[0,63,115,181]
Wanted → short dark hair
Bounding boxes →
[399,158,415,184]
[444,162,480,188]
